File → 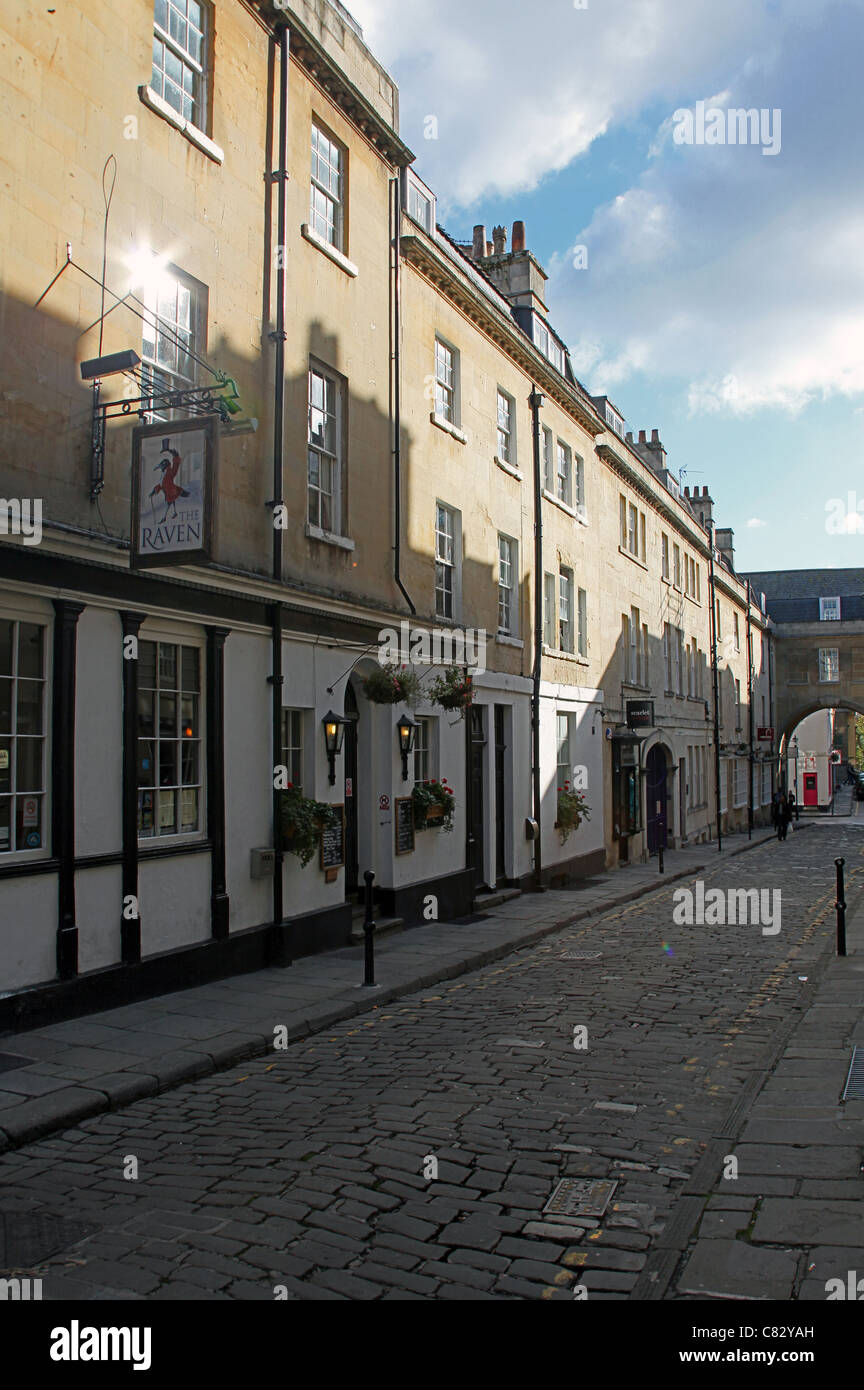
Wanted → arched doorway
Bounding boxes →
[645,744,669,855]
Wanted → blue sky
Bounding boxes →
[351,0,864,571]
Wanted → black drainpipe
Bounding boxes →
[269,23,289,956]
[529,386,545,890]
[392,172,415,614]
[746,580,754,839]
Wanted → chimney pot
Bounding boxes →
[638,429,647,444]
[625,430,633,444]
[492,224,508,255]
[486,241,493,257]
[512,220,526,252]
[472,225,486,260]
[651,429,660,444]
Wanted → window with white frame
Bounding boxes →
[310,121,345,250]
[661,533,670,581]
[573,455,585,511]
[0,620,47,855]
[675,627,684,694]
[534,317,564,373]
[733,758,747,807]
[434,338,456,424]
[406,172,434,233]
[281,709,304,792]
[498,534,517,636]
[307,363,343,534]
[435,503,458,619]
[141,262,207,411]
[734,612,741,652]
[628,607,640,683]
[556,441,572,507]
[152,0,207,131]
[542,427,554,492]
[628,503,638,555]
[695,564,701,602]
[663,623,672,691]
[735,678,742,726]
[543,572,556,648]
[720,763,728,813]
[556,713,574,790]
[673,544,681,589]
[413,716,433,784]
[820,596,841,621]
[137,639,202,839]
[559,567,574,653]
[577,588,588,659]
[818,647,839,683]
[496,390,514,464]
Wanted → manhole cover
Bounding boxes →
[842,1046,864,1101]
[0,1054,31,1075]
[543,1178,618,1219]
[0,1212,98,1268]
[560,951,602,961]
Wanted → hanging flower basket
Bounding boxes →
[277,786,336,866]
[429,668,474,713]
[412,778,455,832]
[361,663,420,706]
[556,782,591,844]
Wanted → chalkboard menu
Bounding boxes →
[320,804,345,870]
[395,797,415,856]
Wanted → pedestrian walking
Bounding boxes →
[787,789,798,825]
[778,793,792,841]
[772,788,784,839]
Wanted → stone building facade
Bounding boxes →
[0,0,775,1019]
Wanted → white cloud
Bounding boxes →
[351,0,864,419]
[746,518,768,529]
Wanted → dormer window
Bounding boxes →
[405,171,435,235]
[533,316,564,373]
[819,596,841,621]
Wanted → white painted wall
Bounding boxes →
[77,864,122,973]
[1,874,58,990]
[139,853,210,954]
[74,606,122,856]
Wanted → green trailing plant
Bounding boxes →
[361,662,421,706]
[557,781,591,843]
[429,667,474,713]
[277,785,337,866]
[412,778,455,832]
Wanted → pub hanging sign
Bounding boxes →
[131,415,219,569]
[626,699,654,729]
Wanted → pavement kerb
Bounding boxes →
[0,827,790,1155]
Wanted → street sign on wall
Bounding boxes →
[757,726,774,740]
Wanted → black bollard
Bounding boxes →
[835,857,847,958]
[363,869,376,985]
[658,844,664,874]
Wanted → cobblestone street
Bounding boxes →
[3,822,863,1302]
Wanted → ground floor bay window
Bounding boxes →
[0,619,47,854]
[137,638,203,839]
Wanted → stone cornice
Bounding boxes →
[400,232,603,437]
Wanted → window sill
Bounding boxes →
[300,224,359,277]
[305,523,355,552]
[542,488,587,524]
[430,413,467,444]
[138,85,224,163]
[543,645,587,665]
[496,634,524,649]
[495,456,522,480]
[618,545,647,570]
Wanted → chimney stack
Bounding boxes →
[472,225,486,260]
[638,429,647,444]
[492,225,508,255]
[512,221,526,252]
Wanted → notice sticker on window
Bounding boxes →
[22,797,38,827]
[0,751,8,770]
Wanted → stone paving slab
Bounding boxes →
[0,829,778,1154]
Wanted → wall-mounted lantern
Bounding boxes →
[322,710,347,785]
[396,713,419,781]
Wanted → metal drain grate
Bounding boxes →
[543,1177,618,1220]
[0,1211,99,1269]
[842,1046,864,1101]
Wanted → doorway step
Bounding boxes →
[472,887,522,912]
[349,902,404,944]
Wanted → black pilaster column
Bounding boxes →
[120,611,147,964]
[206,627,231,940]
[52,599,85,980]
